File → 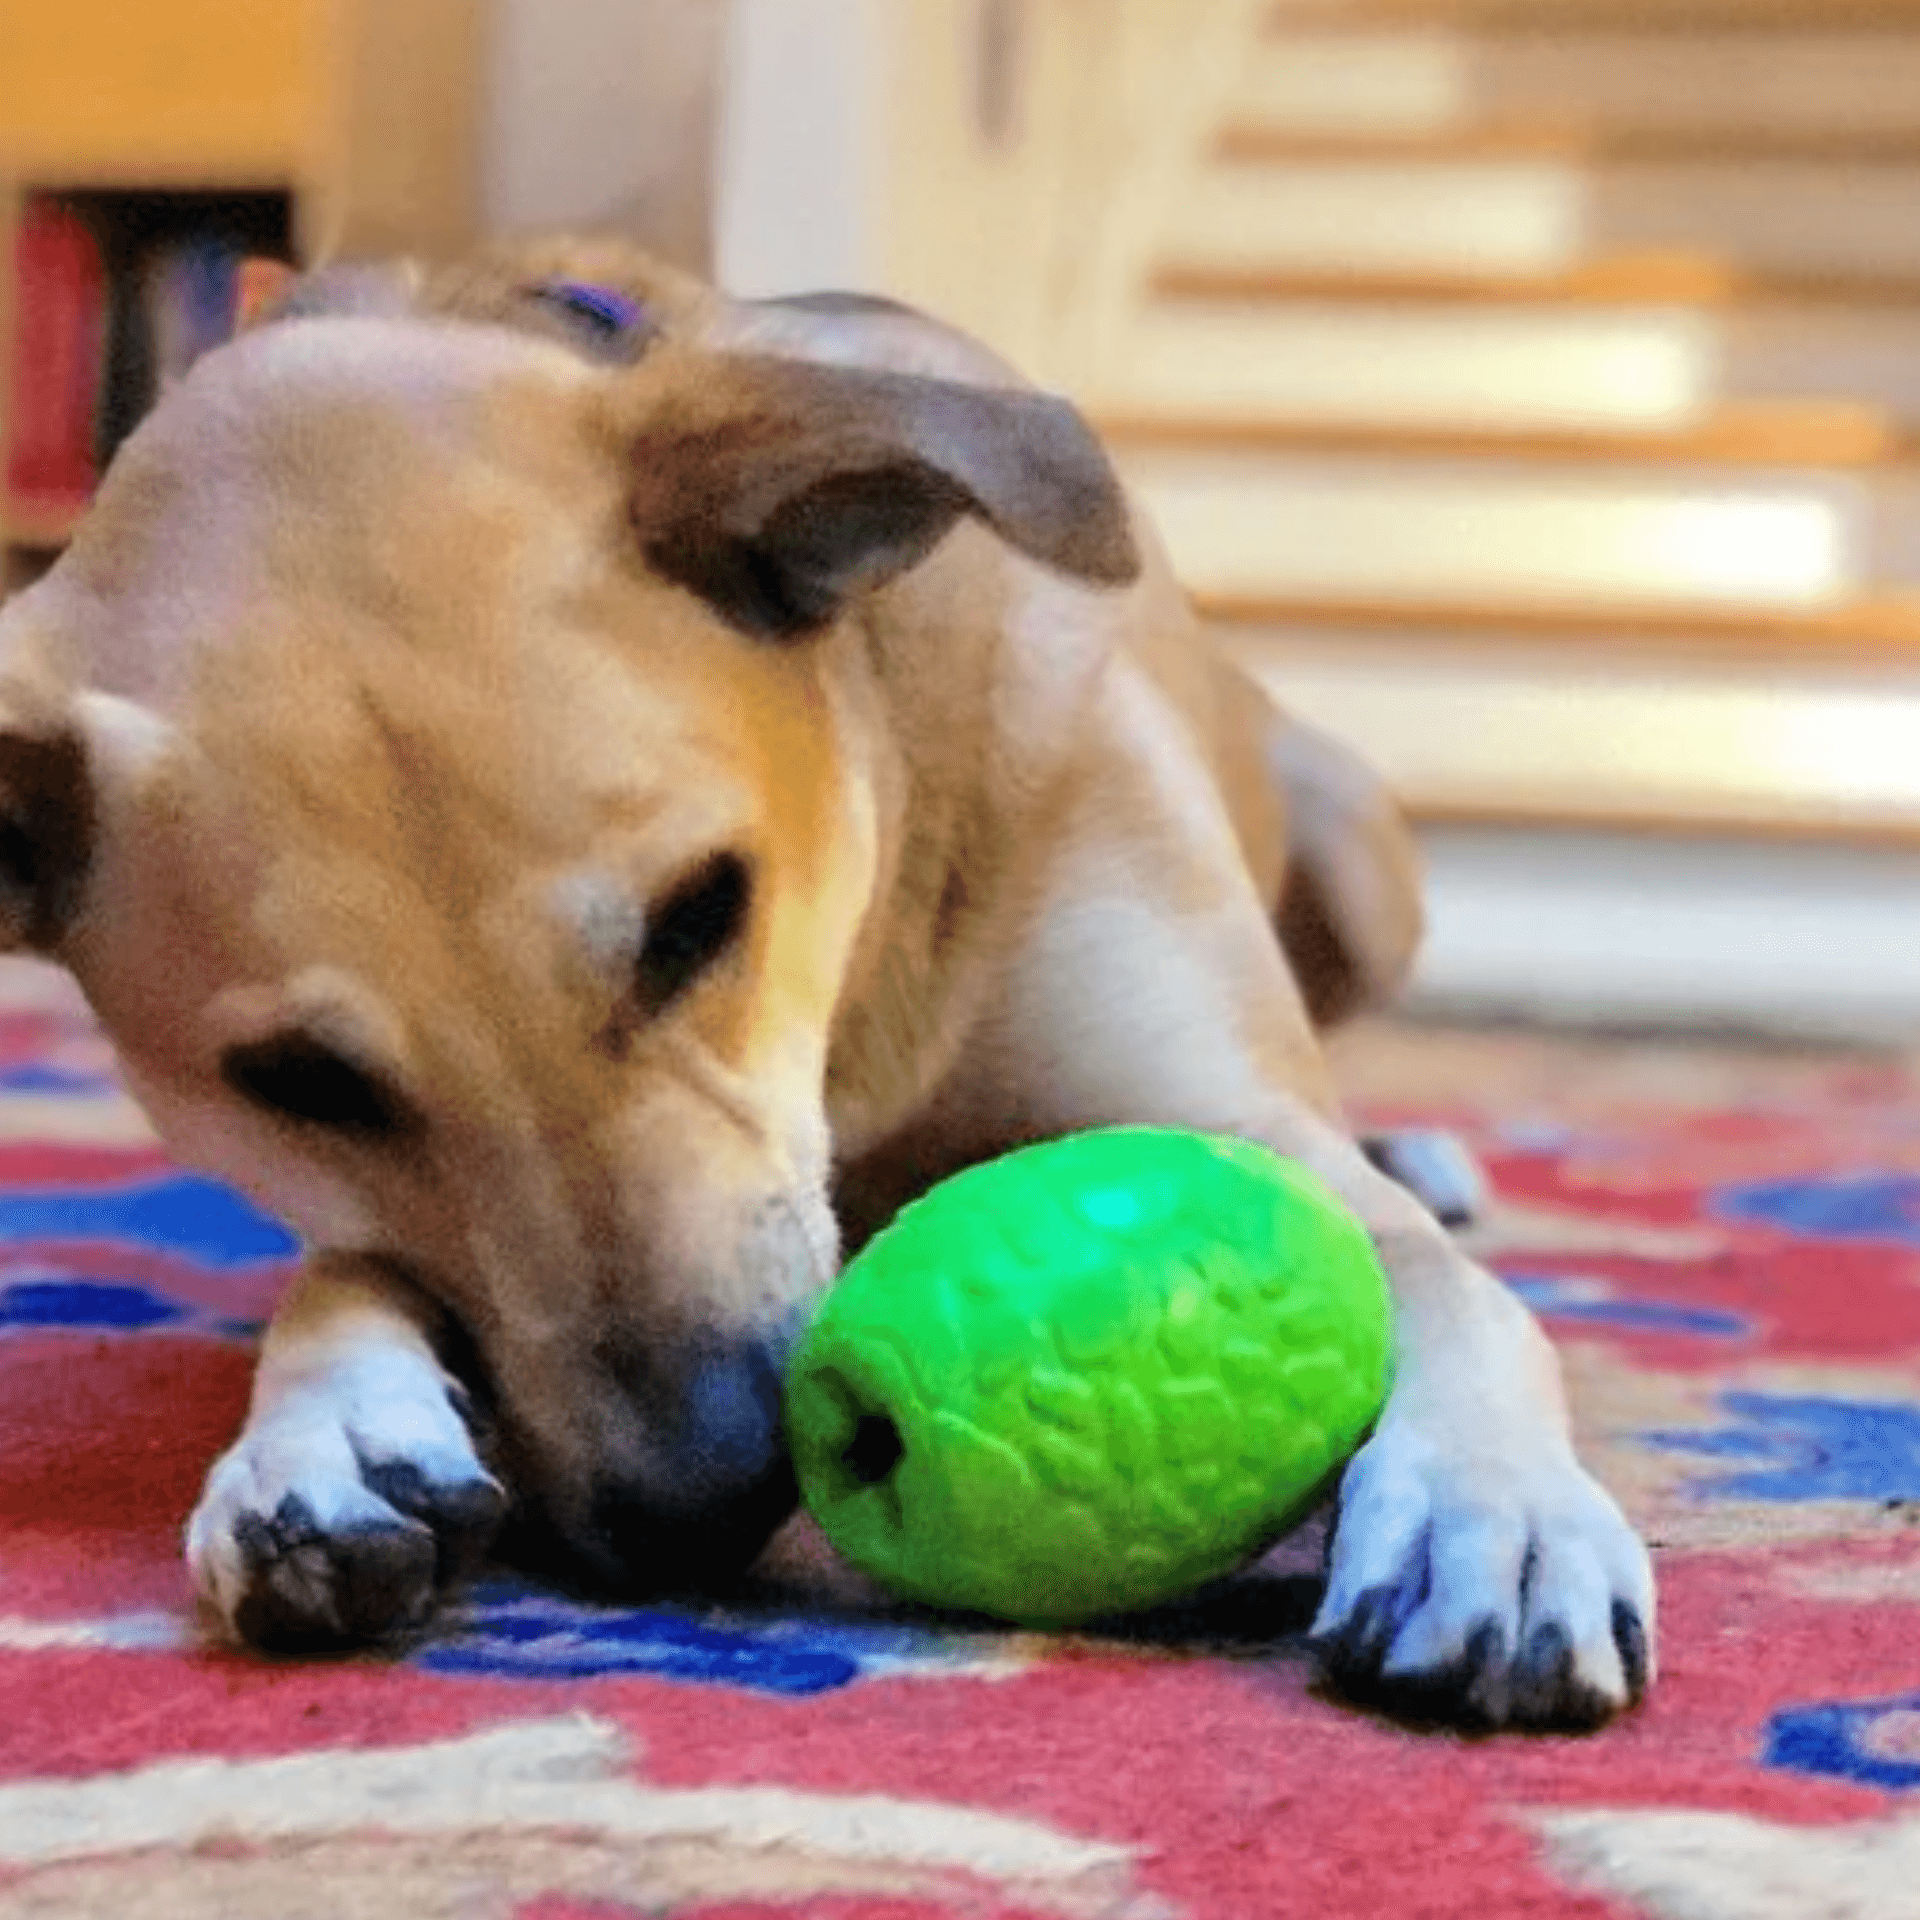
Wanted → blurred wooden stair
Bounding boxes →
[1033,0,1920,1031]
[1267,1,1920,30]
[1151,256,1920,307]
[1216,126,1920,165]
[1079,0,1920,858]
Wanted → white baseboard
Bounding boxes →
[1406,824,1920,1043]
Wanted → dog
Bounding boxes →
[0,240,1652,1726]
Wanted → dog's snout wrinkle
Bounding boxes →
[653,1027,773,1148]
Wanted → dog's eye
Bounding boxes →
[221,1034,415,1140]
[636,853,752,1014]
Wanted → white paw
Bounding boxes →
[1360,1128,1486,1229]
[1309,1418,1655,1728]
[186,1344,505,1652]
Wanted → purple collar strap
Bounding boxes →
[526,280,655,357]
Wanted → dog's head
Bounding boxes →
[0,257,1135,1587]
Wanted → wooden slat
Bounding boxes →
[0,0,325,183]
[0,184,15,567]
[1219,123,1920,166]
[1200,591,1920,662]
[0,496,87,551]
[1150,256,1920,307]
[1226,619,1920,842]
[1100,401,1902,467]
[1402,791,1920,848]
[1267,1,1920,35]
[1220,126,1585,165]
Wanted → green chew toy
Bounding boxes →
[787,1126,1393,1625]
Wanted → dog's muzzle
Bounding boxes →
[531,1327,802,1595]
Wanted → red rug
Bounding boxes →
[4,956,1919,1920]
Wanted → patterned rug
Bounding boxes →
[4,953,1920,1920]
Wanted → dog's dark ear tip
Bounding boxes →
[1072,518,1142,588]
[633,353,1146,635]
[522,281,659,363]
[993,490,1139,593]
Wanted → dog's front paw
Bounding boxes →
[1308,1421,1654,1729]
[186,1348,506,1653]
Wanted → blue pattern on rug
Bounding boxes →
[1716,1173,1920,1246]
[1647,1393,1920,1502]
[0,1280,187,1331]
[1504,1273,1751,1338]
[0,1175,298,1268]
[1764,1692,1920,1790]
[418,1585,867,1694]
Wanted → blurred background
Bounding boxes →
[9,0,1920,1042]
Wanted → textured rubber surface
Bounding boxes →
[789,1128,1393,1624]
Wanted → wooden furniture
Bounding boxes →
[0,0,481,586]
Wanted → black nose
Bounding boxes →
[669,1336,790,1501]
[560,1329,801,1595]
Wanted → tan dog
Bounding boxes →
[0,242,1651,1725]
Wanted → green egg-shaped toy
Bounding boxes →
[787,1127,1393,1625]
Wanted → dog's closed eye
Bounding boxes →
[221,1033,417,1140]
[634,853,752,1016]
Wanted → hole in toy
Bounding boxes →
[844,1414,904,1486]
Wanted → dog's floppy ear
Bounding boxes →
[0,701,93,952]
[628,351,1140,638]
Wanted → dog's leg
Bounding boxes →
[1085,1091,1644,1724]
[985,850,1652,1726]
[1249,1101,1651,1726]
[186,1256,505,1651]
[1267,702,1426,1032]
